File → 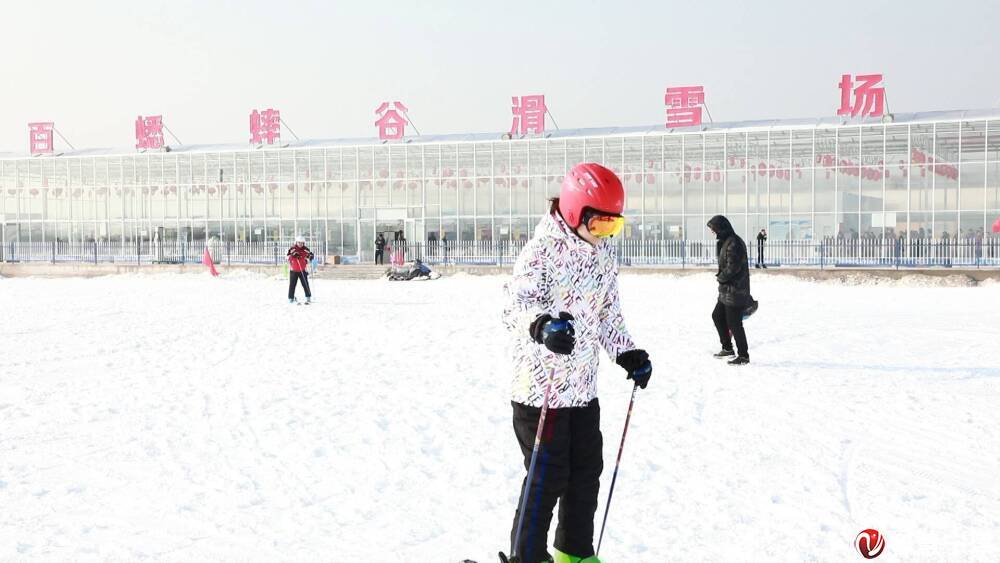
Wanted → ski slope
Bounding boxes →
[1,271,998,562]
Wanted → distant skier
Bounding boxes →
[756,228,767,268]
[708,216,756,365]
[502,163,652,563]
[287,235,314,304]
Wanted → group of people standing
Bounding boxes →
[375,230,407,265]
[501,163,757,563]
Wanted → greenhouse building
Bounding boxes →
[2,108,999,265]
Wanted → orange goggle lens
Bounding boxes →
[586,214,624,238]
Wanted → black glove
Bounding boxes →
[529,312,575,355]
[616,349,652,389]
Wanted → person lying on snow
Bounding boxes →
[386,258,438,281]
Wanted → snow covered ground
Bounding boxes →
[1,271,998,562]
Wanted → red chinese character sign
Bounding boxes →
[510,95,546,135]
[838,74,885,118]
[375,101,408,140]
[135,115,165,150]
[28,122,55,155]
[665,86,705,128]
[250,108,281,145]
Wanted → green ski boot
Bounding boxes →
[553,548,602,563]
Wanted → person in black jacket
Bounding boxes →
[375,233,386,264]
[756,228,767,268]
[708,215,755,365]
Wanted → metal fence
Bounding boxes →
[0,240,328,266]
[611,237,1000,268]
[381,237,1000,269]
[3,237,1000,268]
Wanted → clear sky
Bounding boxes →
[2,0,998,152]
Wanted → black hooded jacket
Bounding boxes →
[708,215,751,307]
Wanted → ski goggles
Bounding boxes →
[583,211,625,238]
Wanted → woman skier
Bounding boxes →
[501,163,653,563]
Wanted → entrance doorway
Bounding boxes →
[375,220,404,266]
[361,208,422,263]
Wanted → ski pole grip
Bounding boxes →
[542,318,574,338]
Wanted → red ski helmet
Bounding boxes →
[558,163,625,228]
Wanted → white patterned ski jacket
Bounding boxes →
[502,212,636,408]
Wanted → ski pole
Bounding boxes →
[511,367,555,562]
[509,317,573,562]
[596,380,641,556]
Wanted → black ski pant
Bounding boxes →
[375,249,384,264]
[288,270,312,299]
[510,399,603,563]
[712,300,749,358]
[757,241,765,266]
